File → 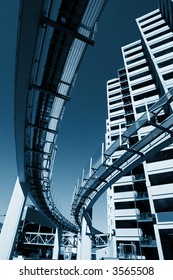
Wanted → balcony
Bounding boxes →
[140,236,157,247]
[121,84,129,90]
[126,120,135,126]
[118,68,126,77]
[137,212,153,222]
[123,99,131,105]
[133,174,146,181]
[124,110,134,116]
[135,192,148,200]
[120,77,128,83]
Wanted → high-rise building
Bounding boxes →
[106,0,173,260]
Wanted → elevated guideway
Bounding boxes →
[14,0,107,233]
[71,87,173,229]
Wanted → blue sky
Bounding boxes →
[0,0,158,232]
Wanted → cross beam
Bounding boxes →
[27,123,57,134]
[151,122,173,136]
[30,84,70,101]
[42,16,95,46]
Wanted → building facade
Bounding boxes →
[106,0,173,260]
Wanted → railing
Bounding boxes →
[137,213,153,221]
[118,242,137,260]
[122,91,130,96]
[125,110,133,115]
[134,174,146,181]
[21,232,55,246]
[136,192,148,200]
[92,234,109,248]
[140,236,157,247]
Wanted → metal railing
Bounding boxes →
[22,232,55,246]
[140,236,157,247]
[137,213,153,221]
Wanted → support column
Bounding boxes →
[0,177,28,259]
[80,210,92,260]
[109,233,117,259]
[77,231,82,260]
[153,225,164,260]
[52,227,62,259]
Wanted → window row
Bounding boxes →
[147,28,171,41]
[154,46,173,57]
[150,36,173,49]
[126,55,145,65]
[109,92,121,99]
[138,11,161,24]
[109,99,122,106]
[143,22,166,35]
[129,70,151,81]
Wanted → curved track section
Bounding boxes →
[71,88,173,228]
[15,0,107,233]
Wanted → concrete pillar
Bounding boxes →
[80,215,92,260]
[52,227,62,259]
[154,225,164,260]
[77,231,82,260]
[109,234,117,258]
[0,177,28,259]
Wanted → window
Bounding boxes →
[141,16,162,29]
[143,22,166,35]
[110,106,123,113]
[128,62,148,73]
[111,135,118,141]
[126,55,145,65]
[133,89,159,101]
[118,69,126,76]
[154,197,173,212]
[125,49,143,58]
[149,171,173,185]
[130,70,151,81]
[110,124,126,131]
[108,80,118,86]
[109,99,122,106]
[163,71,173,80]
[114,185,133,193]
[110,115,124,122]
[158,58,173,68]
[115,201,135,210]
[136,103,154,114]
[136,105,145,114]
[131,79,154,91]
[109,92,121,99]
[138,11,160,24]
[116,220,137,228]
[154,46,173,57]
[146,148,173,163]
[108,86,120,92]
[123,42,141,52]
[147,29,171,41]
[150,37,173,49]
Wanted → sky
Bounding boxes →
[0,0,158,232]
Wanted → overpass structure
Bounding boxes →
[0,0,107,259]
[1,0,173,260]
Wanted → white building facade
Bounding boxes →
[106,0,173,260]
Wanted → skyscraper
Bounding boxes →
[106,0,173,260]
